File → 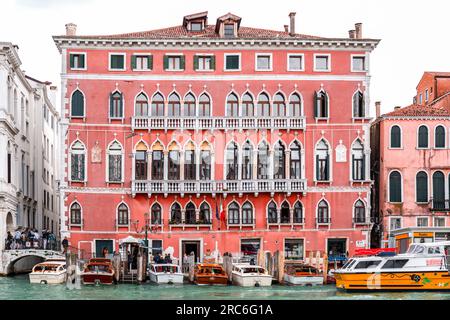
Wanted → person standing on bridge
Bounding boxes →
[62,237,69,254]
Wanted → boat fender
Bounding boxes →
[410,274,421,283]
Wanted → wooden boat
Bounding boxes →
[81,258,115,285]
[334,241,450,291]
[283,263,324,286]
[149,263,184,284]
[193,263,228,285]
[231,263,272,287]
[29,259,67,284]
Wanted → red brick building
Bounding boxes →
[53,12,379,263]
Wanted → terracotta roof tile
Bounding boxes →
[382,104,450,117]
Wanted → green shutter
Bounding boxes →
[70,54,74,69]
[210,56,216,70]
[180,56,185,70]
[148,55,153,70]
[163,56,169,70]
[416,173,428,203]
[433,172,445,202]
[79,55,85,69]
[390,172,401,202]
[193,56,199,70]
[131,55,137,70]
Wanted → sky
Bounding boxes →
[1,0,449,114]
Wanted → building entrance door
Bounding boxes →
[182,241,201,263]
[95,239,114,258]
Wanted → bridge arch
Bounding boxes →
[2,250,64,275]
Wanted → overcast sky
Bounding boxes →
[2,0,449,114]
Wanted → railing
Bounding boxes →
[169,219,213,226]
[227,219,256,226]
[353,217,369,224]
[132,179,307,194]
[268,217,305,225]
[132,116,306,131]
[328,254,348,262]
[115,219,131,227]
[430,200,450,212]
[316,218,331,224]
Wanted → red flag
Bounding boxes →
[219,198,226,224]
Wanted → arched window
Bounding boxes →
[228,202,240,225]
[200,142,211,180]
[71,90,84,117]
[185,202,196,224]
[184,141,196,180]
[289,93,302,117]
[135,93,148,116]
[389,171,402,203]
[317,200,329,224]
[293,201,303,224]
[352,139,365,181]
[151,203,162,225]
[108,141,122,182]
[290,141,302,179]
[316,140,330,181]
[242,93,254,117]
[274,141,286,179]
[242,202,253,225]
[418,125,429,148]
[109,91,123,118]
[226,142,239,180]
[183,93,196,117]
[435,126,446,148]
[267,201,278,224]
[199,202,211,224]
[273,93,286,117]
[314,90,328,118]
[353,91,364,118]
[151,93,165,116]
[226,93,239,117]
[416,171,428,203]
[135,142,148,180]
[168,93,181,117]
[198,94,211,117]
[168,143,180,180]
[242,141,253,180]
[354,200,365,223]
[70,202,82,225]
[151,142,164,180]
[257,141,269,179]
[117,203,129,226]
[70,141,85,182]
[170,203,181,224]
[257,93,270,117]
[433,171,445,209]
[280,201,290,224]
[390,125,401,148]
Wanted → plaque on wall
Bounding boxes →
[91,141,102,163]
[335,141,347,163]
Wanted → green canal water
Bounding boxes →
[1,275,450,300]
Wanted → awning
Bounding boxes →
[119,236,140,244]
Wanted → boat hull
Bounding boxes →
[29,272,67,284]
[81,272,114,285]
[149,273,184,284]
[334,271,450,291]
[283,274,324,286]
[194,275,228,286]
[232,273,272,287]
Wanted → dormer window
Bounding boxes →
[224,24,235,38]
[183,11,208,32]
[190,22,203,31]
[216,13,241,38]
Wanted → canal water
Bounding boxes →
[1,275,450,300]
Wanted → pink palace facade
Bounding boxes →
[53,12,380,262]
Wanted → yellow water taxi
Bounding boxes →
[334,241,450,291]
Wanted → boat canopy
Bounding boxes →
[119,236,140,244]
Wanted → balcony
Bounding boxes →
[353,217,370,225]
[132,179,307,196]
[169,218,213,230]
[430,200,450,212]
[132,116,306,131]
[227,219,256,230]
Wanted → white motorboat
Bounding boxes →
[283,264,324,286]
[149,264,184,284]
[29,259,67,284]
[231,263,272,287]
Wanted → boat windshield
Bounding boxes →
[354,260,382,269]
[407,245,425,254]
[342,259,354,268]
[427,246,442,255]
[242,267,265,274]
[200,267,225,275]
[87,264,110,272]
[154,265,178,273]
[33,265,59,272]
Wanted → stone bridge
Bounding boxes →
[1,249,65,275]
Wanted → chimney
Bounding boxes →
[355,23,362,39]
[289,12,296,36]
[375,101,381,118]
[65,23,77,36]
[349,30,356,39]
[284,25,289,33]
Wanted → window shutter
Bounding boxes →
[325,154,330,180]
[313,91,318,118]
[163,56,169,70]
[119,94,123,117]
[180,56,185,70]
[353,94,358,118]
[315,155,319,180]
[148,55,153,70]
[361,155,366,180]
[70,54,75,69]
[131,55,136,70]
[352,155,355,180]
[324,94,329,118]
[109,93,114,118]
[210,56,216,70]
[193,56,199,70]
